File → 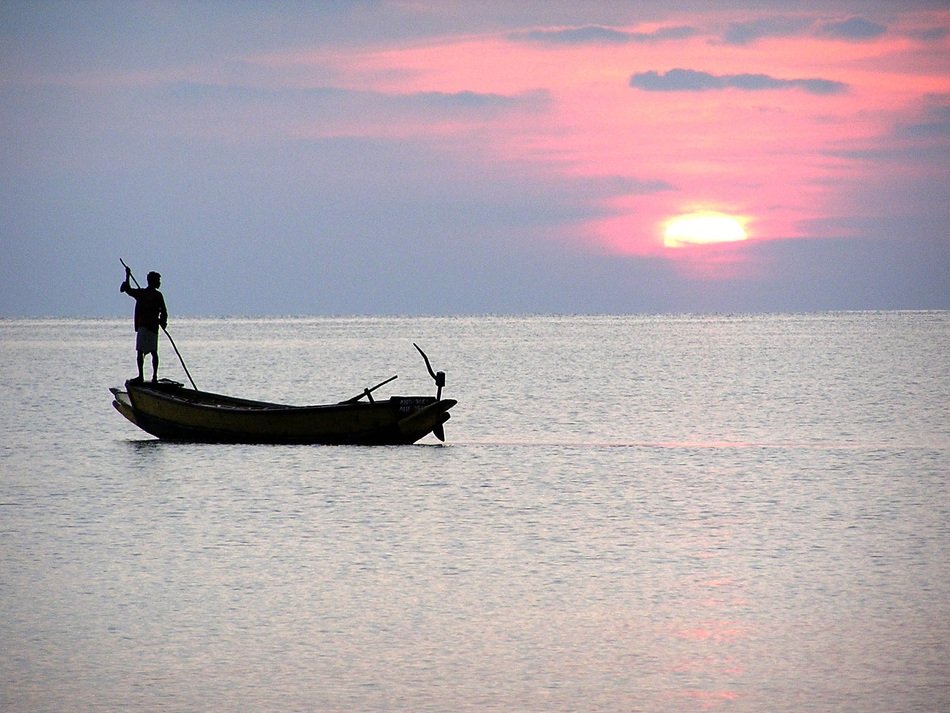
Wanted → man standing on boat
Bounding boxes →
[120,266,167,383]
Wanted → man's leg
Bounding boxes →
[136,350,145,381]
[151,351,159,382]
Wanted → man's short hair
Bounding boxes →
[147,271,161,286]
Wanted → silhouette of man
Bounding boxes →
[121,267,168,382]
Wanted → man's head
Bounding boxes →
[147,271,161,288]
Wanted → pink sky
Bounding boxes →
[2,2,948,315]
[255,7,949,273]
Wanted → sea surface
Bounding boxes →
[1,312,948,712]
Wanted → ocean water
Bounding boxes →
[1,312,948,712]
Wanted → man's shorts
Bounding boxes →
[136,328,159,354]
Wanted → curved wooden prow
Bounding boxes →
[414,343,446,400]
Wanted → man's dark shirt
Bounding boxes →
[121,283,168,333]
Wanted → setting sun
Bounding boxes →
[663,212,748,248]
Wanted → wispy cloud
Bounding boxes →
[629,68,848,95]
[722,15,886,46]
[584,175,675,198]
[722,17,812,46]
[905,25,948,42]
[165,81,546,119]
[409,89,546,113]
[511,25,700,45]
[816,17,887,41]
[904,108,950,139]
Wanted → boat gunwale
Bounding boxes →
[123,380,454,418]
[124,380,435,414]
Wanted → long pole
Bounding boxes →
[120,259,198,390]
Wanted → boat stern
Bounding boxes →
[395,397,457,443]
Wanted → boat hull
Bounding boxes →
[111,380,455,445]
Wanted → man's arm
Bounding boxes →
[158,294,168,329]
[120,267,133,295]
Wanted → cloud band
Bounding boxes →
[630,68,848,95]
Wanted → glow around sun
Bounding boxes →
[663,212,749,248]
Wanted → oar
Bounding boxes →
[120,259,198,390]
[341,374,398,404]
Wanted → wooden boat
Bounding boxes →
[110,346,456,445]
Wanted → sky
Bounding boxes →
[2,0,948,316]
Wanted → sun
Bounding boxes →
[663,212,748,248]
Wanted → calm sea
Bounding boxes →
[1,313,948,712]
